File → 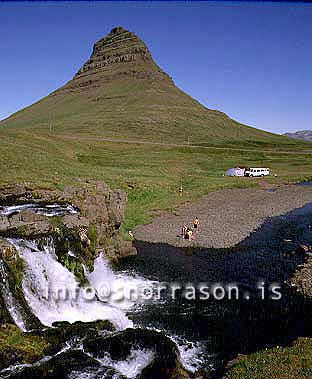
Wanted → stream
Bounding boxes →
[1,203,312,378]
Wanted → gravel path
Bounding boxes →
[134,184,312,248]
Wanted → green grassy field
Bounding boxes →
[225,338,312,379]
[1,128,312,235]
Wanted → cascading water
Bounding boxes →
[94,347,155,379]
[0,237,161,378]
[86,254,155,310]
[0,259,27,331]
[8,238,135,330]
[0,191,205,378]
[1,237,205,377]
[0,203,78,217]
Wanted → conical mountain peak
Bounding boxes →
[1,26,286,150]
[71,26,172,87]
[108,26,128,35]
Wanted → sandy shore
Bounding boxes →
[134,184,312,249]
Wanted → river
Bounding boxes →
[1,203,312,378]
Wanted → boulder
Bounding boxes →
[84,328,192,379]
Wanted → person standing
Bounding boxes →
[193,217,200,231]
[186,228,194,240]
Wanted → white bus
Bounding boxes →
[245,168,270,177]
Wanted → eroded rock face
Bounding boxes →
[63,26,173,92]
[0,181,136,261]
[76,26,153,76]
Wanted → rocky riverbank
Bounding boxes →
[134,184,312,249]
[132,191,312,379]
[0,181,194,379]
[0,181,136,261]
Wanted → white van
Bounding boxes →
[245,168,270,177]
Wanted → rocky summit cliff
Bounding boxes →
[0,26,296,147]
[70,26,173,90]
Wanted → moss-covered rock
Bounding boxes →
[32,319,115,356]
[1,349,101,379]
[51,222,95,284]
[0,320,116,372]
[0,324,50,370]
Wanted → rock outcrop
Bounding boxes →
[0,181,136,261]
[288,248,312,298]
[64,26,173,92]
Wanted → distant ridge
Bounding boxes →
[284,130,312,142]
[0,26,302,148]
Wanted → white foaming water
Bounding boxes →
[4,238,204,375]
[67,369,116,379]
[0,259,27,331]
[9,239,132,330]
[173,337,205,373]
[0,356,53,379]
[0,204,36,215]
[87,254,156,310]
[0,203,77,217]
[88,257,204,374]
[67,368,122,379]
[146,327,205,374]
[96,348,155,379]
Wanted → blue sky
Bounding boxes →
[0,1,311,134]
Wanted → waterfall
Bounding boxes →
[8,238,141,330]
[86,254,155,310]
[2,237,203,376]
[0,259,27,331]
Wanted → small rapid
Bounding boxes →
[0,193,205,379]
[0,203,78,217]
[91,347,155,379]
[86,254,155,310]
[8,238,137,330]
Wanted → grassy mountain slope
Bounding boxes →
[0,26,306,149]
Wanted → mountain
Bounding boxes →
[284,130,312,142]
[0,26,302,147]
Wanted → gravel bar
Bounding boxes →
[134,184,312,248]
